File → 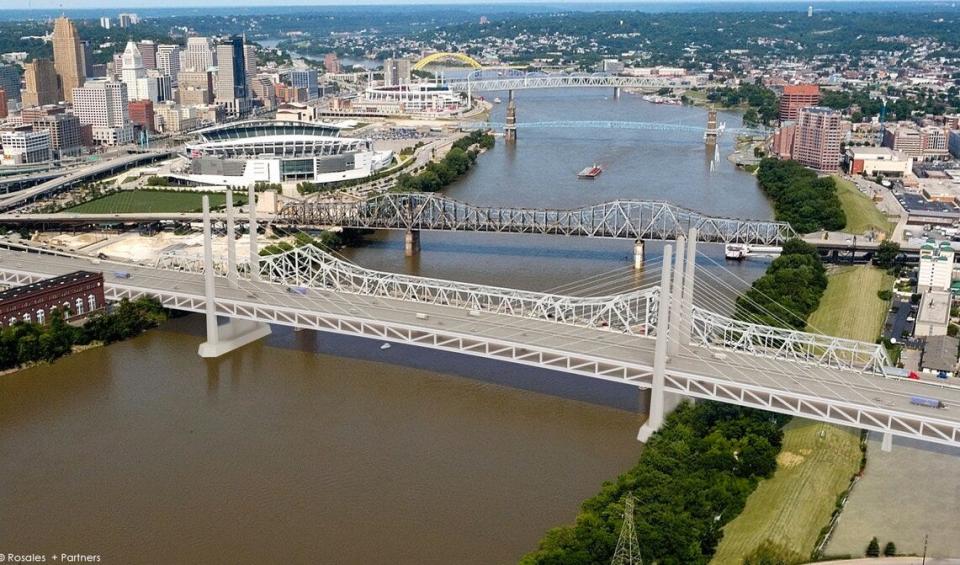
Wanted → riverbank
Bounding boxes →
[712,263,893,563]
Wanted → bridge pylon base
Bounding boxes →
[633,240,645,269]
[199,318,272,358]
[636,389,684,442]
[404,229,421,257]
[881,431,893,452]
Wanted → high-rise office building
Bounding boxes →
[243,44,258,99]
[383,58,411,86]
[79,40,94,79]
[121,42,148,100]
[157,45,181,86]
[0,65,21,102]
[792,106,842,171]
[181,37,215,73]
[52,16,85,103]
[778,84,820,122]
[177,70,214,105]
[0,89,7,119]
[72,79,134,145]
[215,37,247,101]
[138,41,158,70]
[1,130,51,165]
[99,17,111,29]
[22,59,60,107]
[288,69,318,100]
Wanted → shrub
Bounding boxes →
[877,289,893,301]
[883,541,897,556]
[866,537,880,557]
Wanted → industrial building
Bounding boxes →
[0,271,104,326]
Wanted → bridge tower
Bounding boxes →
[638,228,697,441]
[611,494,643,565]
[197,194,271,359]
[613,86,621,99]
[704,108,720,145]
[504,90,517,143]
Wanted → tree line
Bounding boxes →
[757,158,846,234]
[0,297,168,371]
[520,402,789,565]
[394,130,495,193]
[734,239,828,331]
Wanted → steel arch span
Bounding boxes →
[275,192,798,245]
[413,52,483,70]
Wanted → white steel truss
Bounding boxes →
[445,72,700,92]
[0,265,954,448]
[155,244,887,374]
[248,245,658,335]
[276,192,798,245]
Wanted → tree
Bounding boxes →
[875,240,900,270]
[883,541,897,556]
[743,540,803,565]
[866,536,881,557]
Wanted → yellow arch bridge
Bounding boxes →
[412,52,482,71]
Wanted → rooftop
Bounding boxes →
[0,271,101,303]
[917,289,952,328]
[921,335,960,372]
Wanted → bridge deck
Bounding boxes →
[1,248,959,446]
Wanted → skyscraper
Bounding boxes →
[22,59,60,107]
[72,79,134,145]
[138,41,158,70]
[792,106,842,171]
[0,65,20,103]
[121,41,151,101]
[52,16,85,103]
[243,43,258,99]
[215,37,247,101]
[288,69,318,100]
[182,37,215,73]
[157,44,182,86]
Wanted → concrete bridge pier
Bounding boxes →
[881,431,893,452]
[505,90,517,143]
[633,240,645,269]
[404,229,421,256]
[198,194,271,359]
[248,183,259,281]
[613,86,621,99]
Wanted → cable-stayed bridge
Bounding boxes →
[276,192,797,246]
[2,227,959,449]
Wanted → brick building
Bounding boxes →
[0,271,105,326]
[792,106,842,171]
[778,84,820,122]
[128,99,155,133]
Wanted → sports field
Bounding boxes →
[66,191,229,214]
[711,419,863,565]
[834,176,893,237]
[806,265,894,342]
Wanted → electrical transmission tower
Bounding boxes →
[611,494,643,565]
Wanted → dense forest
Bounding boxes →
[756,158,847,234]
[520,402,789,565]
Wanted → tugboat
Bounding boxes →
[493,97,502,104]
[577,164,603,179]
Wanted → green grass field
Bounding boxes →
[66,190,230,214]
[711,266,892,564]
[711,419,863,565]
[806,265,894,342]
[834,176,893,236]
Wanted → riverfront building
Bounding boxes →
[0,271,104,327]
[177,120,392,186]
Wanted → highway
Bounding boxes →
[1,246,959,446]
[0,149,178,212]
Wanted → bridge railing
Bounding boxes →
[257,245,660,336]
[276,192,798,245]
[690,307,891,375]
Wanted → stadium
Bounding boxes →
[175,120,393,186]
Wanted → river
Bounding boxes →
[0,93,775,563]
